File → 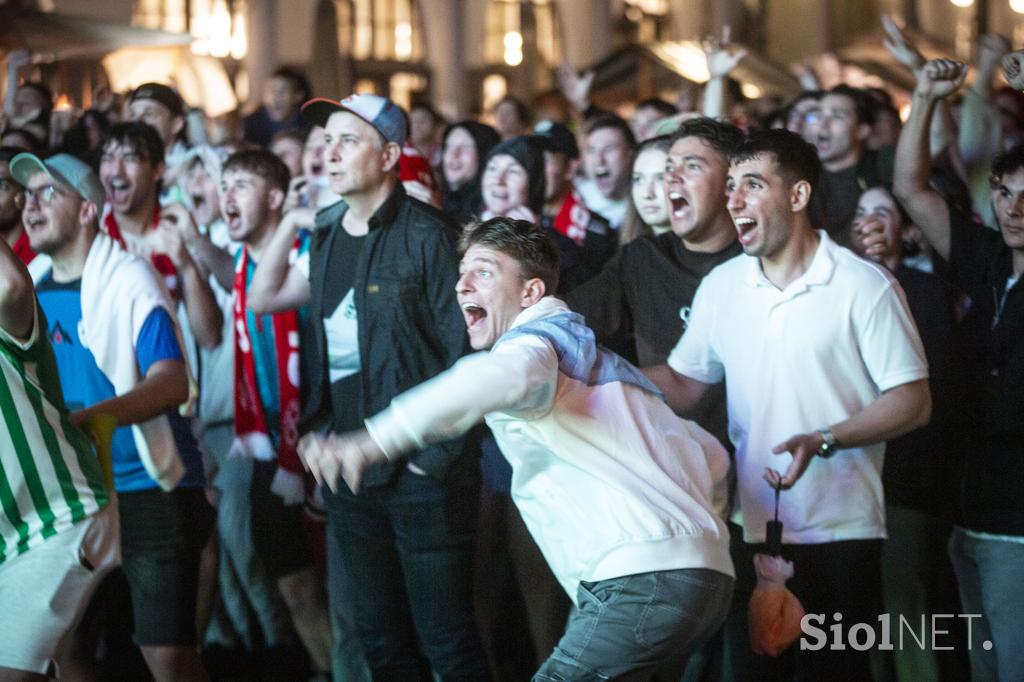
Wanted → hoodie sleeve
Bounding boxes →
[365,335,558,460]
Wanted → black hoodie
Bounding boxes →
[440,120,500,226]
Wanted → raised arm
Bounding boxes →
[248,208,314,314]
[702,26,747,121]
[881,15,958,162]
[152,204,223,348]
[0,235,35,340]
[893,58,968,261]
[958,34,1009,168]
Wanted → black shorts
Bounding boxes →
[250,460,313,579]
[117,487,214,646]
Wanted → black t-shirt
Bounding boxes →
[883,266,960,516]
[810,146,895,244]
[568,232,742,448]
[321,225,367,433]
[569,231,742,366]
[946,206,1024,535]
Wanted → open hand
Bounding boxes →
[557,62,595,113]
[703,25,748,79]
[881,15,925,72]
[765,431,823,490]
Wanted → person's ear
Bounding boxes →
[13,190,23,210]
[171,115,185,138]
[267,187,285,212]
[381,142,402,173]
[521,277,546,307]
[79,200,98,226]
[790,179,812,213]
[856,121,872,142]
[567,158,581,180]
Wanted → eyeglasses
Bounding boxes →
[24,184,61,205]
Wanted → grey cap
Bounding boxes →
[9,153,105,207]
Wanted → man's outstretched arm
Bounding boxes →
[300,338,559,493]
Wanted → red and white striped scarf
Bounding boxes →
[230,246,302,475]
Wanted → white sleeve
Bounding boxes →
[365,335,558,459]
[666,280,724,383]
[858,282,930,392]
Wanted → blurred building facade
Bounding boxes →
[31,0,1024,117]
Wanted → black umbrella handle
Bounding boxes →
[765,481,783,556]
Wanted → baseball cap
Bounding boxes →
[533,120,579,159]
[9,152,106,206]
[301,93,407,145]
[129,82,185,118]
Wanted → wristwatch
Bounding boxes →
[816,428,839,458]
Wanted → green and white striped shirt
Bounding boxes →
[0,303,108,566]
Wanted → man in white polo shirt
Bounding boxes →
[645,129,931,681]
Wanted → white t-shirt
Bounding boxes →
[575,178,627,230]
[668,232,929,544]
[324,287,360,383]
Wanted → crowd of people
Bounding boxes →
[0,14,1021,682]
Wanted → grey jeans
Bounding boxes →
[534,567,734,681]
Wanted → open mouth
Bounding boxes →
[107,178,131,205]
[223,206,241,230]
[191,193,205,210]
[734,216,757,245]
[461,301,487,331]
[668,191,690,217]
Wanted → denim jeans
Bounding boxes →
[324,461,489,681]
[948,526,1024,682]
[533,568,734,681]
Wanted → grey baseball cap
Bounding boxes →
[9,152,106,206]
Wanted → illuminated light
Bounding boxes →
[207,0,232,58]
[504,31,523,50]
[230,9,247,59]
[949,0,973,6]
[355,79,377,95]
[1012,0,1024,13]
[740,82,762,98]
[482,74,507,111]
[504,49,523,66]
[54,94,72,110]
[395,21,412,60]
[899,102,911,123]
[651,41,710,82]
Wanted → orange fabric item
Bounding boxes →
[748,553,805,657]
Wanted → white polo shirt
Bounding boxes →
[668,232,928,544]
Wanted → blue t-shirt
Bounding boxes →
[36,275,206,491]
